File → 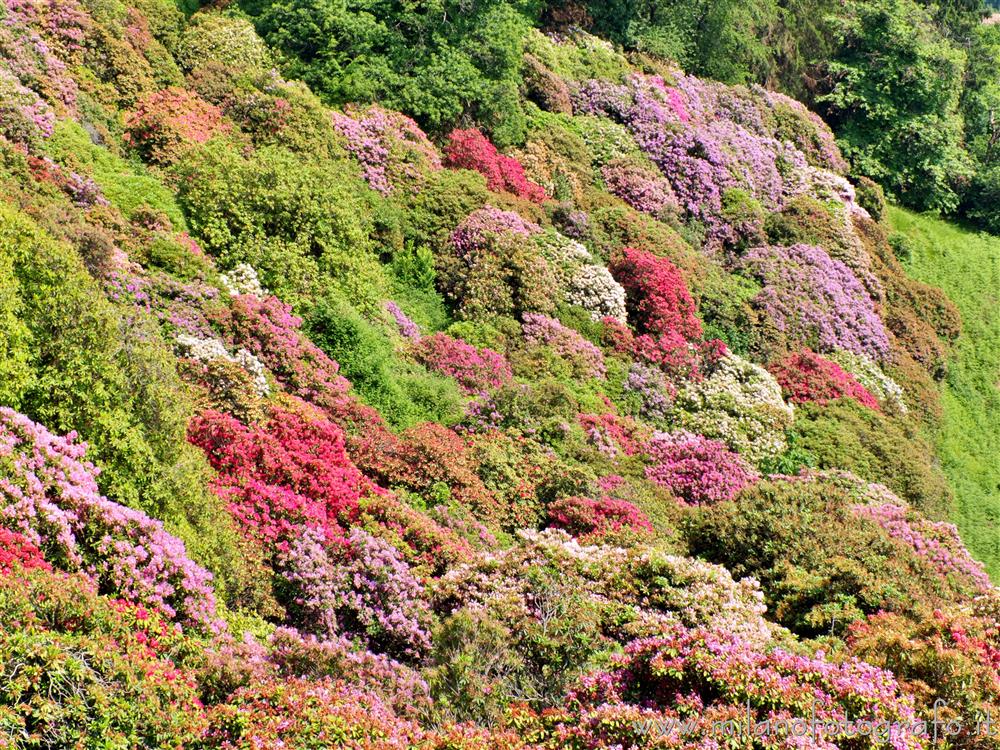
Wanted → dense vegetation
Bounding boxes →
[0,0,996,748]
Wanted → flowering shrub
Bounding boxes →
[280,527,432,658]
[521,312,606,379]
[385,300,421,340]
[176,333,269,398]
[621,360,674,424]
[645,430,759,505]
[0,527,50,573]
[601,158,679,218]
[828,348,908,414]
[0,568,208,748]
[534,230,628,323]
[578,411,648,458]
[441,206,559,320]
[215,295,352,414]
[0,68,56,145]
[770,349,882,410]
[0,408,219,631]
[742,243,891,361]
[854,503,992,594]
[333,104,442,194]
[125,87,230,164]
[188,407,368,549]
[611,247,701,340]
[670,353,794,464]
[412,332,513,393]
[443,128,547,202]
[525,624,926,750]
[219,263,267,297]
[546,495,652,543]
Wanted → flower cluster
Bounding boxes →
[645,430,759,505]
[411,332,512,393]
[828,349,908,414]
[385,300,420,341]
[332,104,441,194]
[443,128,547,202]
[176,333,270,398]
[622,360,674,423]
[742,243,890,361]
[0,527,50,574]
[0,408,219,631]
[279,526,432,658]
[443,206,558,320]
[770,349,881,410]
[546,495,652,543]
[611,247,701,340]
[124,87,231,165]
[533,624,926,750]
[521,312,606,379]
[0,67,55,145]
[601,157,679,218]
[219,263,267,297]
[535,230,627,322]
[670,353,795,464]
[854,503,993,594]
[187,407,368,550]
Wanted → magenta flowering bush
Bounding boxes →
[412,332,513,393]
[280,527,432,659]
[742,243,891,361]
[0,408,219,631]
[528,624,928,750]
[331,104,441,194]
[854,503,993,594]
[521,312,606,379]
[645,430,759,505]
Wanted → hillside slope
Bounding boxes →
[0,2,997,748]
[890,206,1000,577]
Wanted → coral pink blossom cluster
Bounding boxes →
[645,430,759,505]
[770,350,881,410]
[0,408,219,631]
[124,87,230,164]
[443,128,548,202]
[411,332,513,393]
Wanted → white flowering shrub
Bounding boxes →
[827,349,908,414]
[220,263,267,298]
[670,353,794,464]
[176,333,270,397]
[536,230,627,321]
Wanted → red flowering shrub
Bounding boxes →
[547,495,653,543]
[443,128,548,202]
[125,87,230,164]
[411,332,513,394]
[0,527,50,574]
[645,430,759,505]
[188,407,369,549]
[769,350,882,410]
[611,246,702,340]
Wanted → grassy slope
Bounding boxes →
[889,206,1000,577]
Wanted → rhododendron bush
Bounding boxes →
[0,408,218,631]
[645,430,759,505]
[443,128,547,202]
[770,349,882,410]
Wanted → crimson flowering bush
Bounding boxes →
[546,495,652,543]
[611,247,701,340]
[443,128,548,202]
[0,527,50,574]
[411,332,513,394]
[332,104,441,194]
[645,430,759,505]
[187,407,369,550]
[521,312,606,379]
[279,526,432,659]
[770,349,882,410]
[854,503,993,594]
[124,87,230,164]
[0,408,219,631]
[524,624,927,750]
[741,243,891,362]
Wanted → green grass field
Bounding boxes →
[889,206,1000,578]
